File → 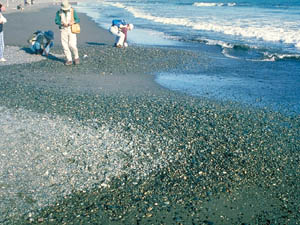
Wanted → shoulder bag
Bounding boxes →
[71,9,80,34]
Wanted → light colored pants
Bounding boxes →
[0,32,4,59]
[109,26,125,46]
[61,27,79,61]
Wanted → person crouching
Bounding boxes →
[28,30,54,56]
[109,19,134,48]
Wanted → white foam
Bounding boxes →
[204,39,234,48]
[228,3,237,7]
[191,21,300,49]
[105,2,300,49]
[194,2,224,7]
[193,2,236,7]
[221,48,240,59]
[263,52,300,61]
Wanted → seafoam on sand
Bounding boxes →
[0,106,172,221]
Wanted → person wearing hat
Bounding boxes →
[0,3,7,62]
[28,30,54,56]
[109,19,134,48]
[55,0,80,65]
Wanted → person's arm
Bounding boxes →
[119,24,127,28]
[55,11,62,26]
[0,14,7,24]
[73,9,80,24]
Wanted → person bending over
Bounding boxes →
[28,30,54,56]
[109,19,134,48]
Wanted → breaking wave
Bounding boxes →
[193,2,236,7]
[105,2,300,50]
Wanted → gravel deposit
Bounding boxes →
[0,105,173,221]
[0,46,49,66]
[1,45,299,224]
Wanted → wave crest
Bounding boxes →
[193,2,236,7]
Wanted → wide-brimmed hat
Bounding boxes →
[44,30,54,40]
[61,1,71,10]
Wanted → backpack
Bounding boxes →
[28,31,43,44]
[112,19,126,27]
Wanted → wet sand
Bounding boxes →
[0,5,299,225]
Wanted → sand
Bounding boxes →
[0,3,299,225]
[4,5,115,47]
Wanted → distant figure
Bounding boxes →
[109,19,134,48]
[28,30,54,56]
[55,0,80,66]
[17,4,24,10]
[0,3,7,62]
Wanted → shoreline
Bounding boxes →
[4,0,81,13]
[0,5,299,225]
[3,6,115,47]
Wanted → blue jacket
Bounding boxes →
[112,19,126,28]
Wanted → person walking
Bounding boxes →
[55,1,80,65]
[0,3,7,62]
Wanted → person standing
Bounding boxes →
[55,1,80,65]
[0,3,7,62]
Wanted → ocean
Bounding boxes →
[75,0,300,114]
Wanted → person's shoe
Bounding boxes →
[64,61,73,66]
[116,44,122,48]
[74,58,80,65]
[0,58,7,62]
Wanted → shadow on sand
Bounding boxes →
[21,47,65,63]
[86,42,107,46]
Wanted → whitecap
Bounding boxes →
[193,2,236,7]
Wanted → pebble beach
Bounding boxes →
[0,3,299,225]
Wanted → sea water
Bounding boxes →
[75,0,300,114]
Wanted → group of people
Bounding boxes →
[0,0,134,66]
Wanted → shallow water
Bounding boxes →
[76,0,300,115]
[155,45,300,114]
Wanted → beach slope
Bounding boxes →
[0,6,299,225]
